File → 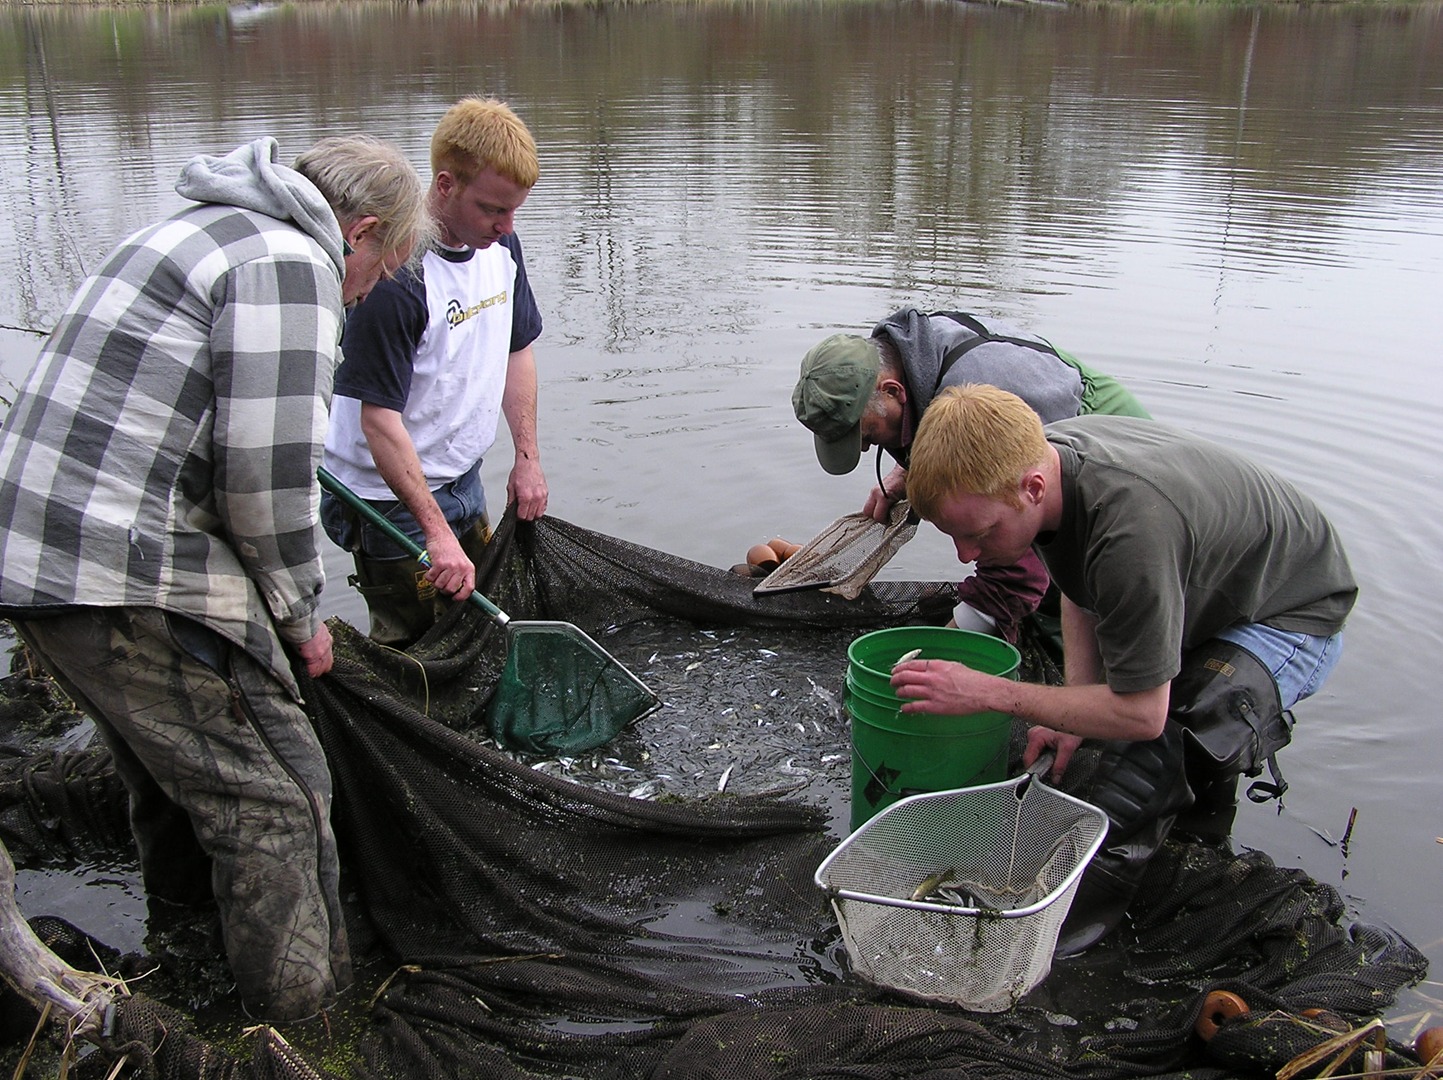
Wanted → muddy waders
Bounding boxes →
[1055,640,1289,957]
[347,516,492,649]
[15,609,352,1021]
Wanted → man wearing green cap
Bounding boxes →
[792,308,1148,642]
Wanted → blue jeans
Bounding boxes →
[321,460,487,560]
[1216,623,1343,710]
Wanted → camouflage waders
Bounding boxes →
[14,607,351,1022]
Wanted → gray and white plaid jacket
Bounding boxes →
[0,138,345,698]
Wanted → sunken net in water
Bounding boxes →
[0,512,1428,1080]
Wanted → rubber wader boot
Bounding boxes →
[350,553,436,649]
[1055,721,1193,958]
[350,516,494,649]
[1170,639,1291,844]
[1178,775,1241,845]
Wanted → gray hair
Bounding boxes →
[293,135,435,264]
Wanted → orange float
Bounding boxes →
[745,543,781,570]
[767,538,802,560]
[1299,1008,1349,1033]
[1417,1027,1443,1066]
[1194,990,1248,1041]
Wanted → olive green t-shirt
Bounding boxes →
[1037,417,1357,693]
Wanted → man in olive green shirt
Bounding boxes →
[896,385,1354,954]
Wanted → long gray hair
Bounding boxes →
[294,135,435,264]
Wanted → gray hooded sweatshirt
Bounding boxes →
[0,137,346,697]
[872,308,1148,463]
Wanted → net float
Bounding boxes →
[1417,1027,1443,1066]
[1195,990,1248,1041]
[746,543,781,570]
[767,538,802,560]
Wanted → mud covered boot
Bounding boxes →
[1056,722,1193,958]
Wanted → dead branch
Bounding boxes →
[0,837,122,1040]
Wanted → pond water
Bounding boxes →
[1,0,1440,1030]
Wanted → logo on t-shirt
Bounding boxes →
[446,290,509,328]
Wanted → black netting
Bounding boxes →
[0,747,130,865]
[79,992,341,1080]
[0,512,1430,1080]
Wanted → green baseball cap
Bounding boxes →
[792,333,881,475]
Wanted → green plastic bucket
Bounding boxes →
[847,626,1021,831]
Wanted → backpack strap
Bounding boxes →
[929,311,1068,395]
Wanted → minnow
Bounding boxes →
[935,885,981,909]
[892,648,923,671]
[909,867,956,902]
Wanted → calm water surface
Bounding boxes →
[1,0,1440,1026]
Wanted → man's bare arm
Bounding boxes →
[358,403,474,599]
[501,344,548,520]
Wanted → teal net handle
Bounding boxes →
[317,466,509,626]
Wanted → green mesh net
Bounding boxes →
[486,620,658,754]
[319,466,658,754]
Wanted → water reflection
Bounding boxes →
[0,0,1440,1022]
[4,2,1441,345]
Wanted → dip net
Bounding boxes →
[0,513,1429,1080]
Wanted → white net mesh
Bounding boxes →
[815,770,1109,1011]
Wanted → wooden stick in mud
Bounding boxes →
[0,837,118,1039]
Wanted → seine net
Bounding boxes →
[0,512,1429,1080]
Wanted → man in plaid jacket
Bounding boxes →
[0,135,429,1021]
